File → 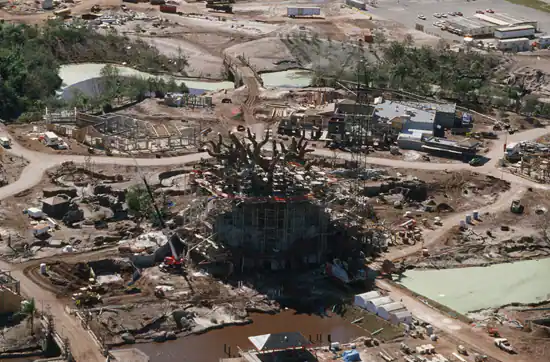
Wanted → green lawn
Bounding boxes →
[506,0,550,13]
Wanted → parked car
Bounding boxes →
[418,14,426,20]
[476,10,484,14]
[456,11,463,16]
[486,8,494,13]
[440,13,447,18]
[433,13,441,18]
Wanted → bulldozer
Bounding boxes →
[510,200,524,214]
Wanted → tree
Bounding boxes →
[21,298,37,336]
[126,185,167,226]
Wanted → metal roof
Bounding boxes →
[446,17,493,31]
[499,37,530,43]
[478,12,533,26]
[474,13,509,26]
[249,332,309,351]
[374,101,435,124]
[496,25,535,32]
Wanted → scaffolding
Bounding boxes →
[211,198,330,271]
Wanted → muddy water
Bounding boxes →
[134,310,364,362]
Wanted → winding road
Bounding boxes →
[0,125,549,361]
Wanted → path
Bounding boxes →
[378,279,531,362]
[0,126,548,362]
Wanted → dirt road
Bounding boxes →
[0,260,105,362]
[378,279,531,362]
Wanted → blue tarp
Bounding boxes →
[342,349,361,362]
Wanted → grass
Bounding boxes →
[505,0,550,13]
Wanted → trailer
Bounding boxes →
[206,2,232,13]
[494,25,535,39]
[159,4,177,13]
[286,7,321,18]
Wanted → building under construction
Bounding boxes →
[181,128,383,279]
[44,109,198,152]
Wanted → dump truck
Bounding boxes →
[510,200,524,214]
[287,6,321,17]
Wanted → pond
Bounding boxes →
[59,63,234,95]
[260,69,313,88]
[132,310,364,362]
[398,258,550,313]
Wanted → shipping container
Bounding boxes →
[286,7,321,17]
[160,4,176,13]
[494,25,535,39]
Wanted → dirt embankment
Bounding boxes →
[403,187,550,269]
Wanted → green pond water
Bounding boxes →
[398,258,550,313]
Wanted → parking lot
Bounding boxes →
[366,0,550,41]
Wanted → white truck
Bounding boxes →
[287,7,321,18]
[0,136,11,148]
[494,338,514,353]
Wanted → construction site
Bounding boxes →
[43,109,201,154]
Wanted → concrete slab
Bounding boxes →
[111,348,150,362]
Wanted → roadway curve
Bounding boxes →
[0,126,548,362]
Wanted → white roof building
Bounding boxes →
[390,310,413,325]
[377,302,407,321]
[364,296,393,314]
[354,291,381,309]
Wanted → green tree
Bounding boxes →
[126,185,167,226]
[21,298,37,336]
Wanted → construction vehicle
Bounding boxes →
[206,0,233,13]
[494,338,514,353]
[487,326,500,337]
[510,200,524,214]
[474,354,488,362]
[469,157,483,167]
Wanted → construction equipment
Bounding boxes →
[487,326,500,337]
[469,157,483,167]
[474,354,488,362]
[510,200,524,214]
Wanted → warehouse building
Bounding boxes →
[498,37,531,52]
[354,291,381,309]
[377,302,407,321]
[445,17,496,37]
[494,25,536,39]
[364,296,394,314]
[474,13,538,30]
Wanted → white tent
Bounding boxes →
[353,291,381,309]
[377,302,406,321]
[390,310,412,325]
[365,296,393,314]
